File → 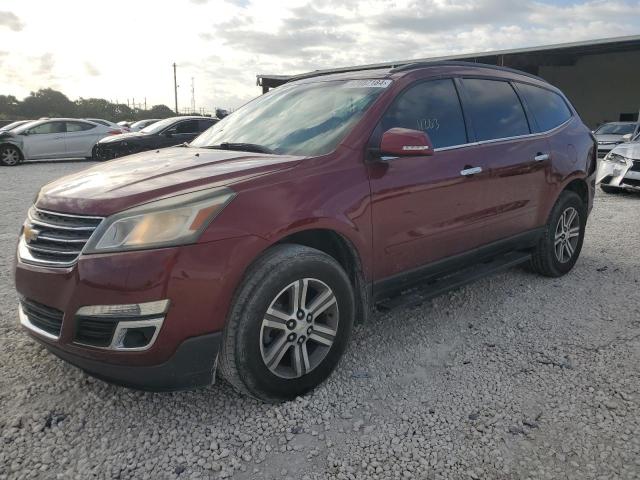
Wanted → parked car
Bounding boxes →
[93,116,217,160]
[593,121,639,158]
[129,119,160,131]
[598,133,640,193]
[0,118,120,165]
[0,120,33,133]
[85,118,128,133]
[14,62,596,401]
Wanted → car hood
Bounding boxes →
[610,141,640,160]
[97,131,148,144]
[37,147,305,216]
[595,134,624,143]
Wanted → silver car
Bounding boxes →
[598,134,640,193]
[593,121,639,158]
[0,118,116,166]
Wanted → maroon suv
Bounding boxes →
[14,62,596,401]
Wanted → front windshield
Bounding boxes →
[140,117,178,134]
[191,79,391,156]
[595,123,636,135]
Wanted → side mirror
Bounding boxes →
[378,128,434,159]
[622,133,632,142]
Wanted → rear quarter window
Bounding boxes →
[516,83,572,132]
[461,78,530,141]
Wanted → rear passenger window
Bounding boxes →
[516,83,572,132]
[462,79,530,141]
[380,79,467,149]
[66,121,95,132]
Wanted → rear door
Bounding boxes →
[65,121,101,157]
[459,78,550,242]
[368,78,494,282]
[22,121,67,159]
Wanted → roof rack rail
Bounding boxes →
[389,60,546,82]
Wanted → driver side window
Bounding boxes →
[29,122,66,135]
[380,79,468,149]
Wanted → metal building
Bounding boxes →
[257,35,640,129]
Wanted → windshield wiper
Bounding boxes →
[203,142,275,154]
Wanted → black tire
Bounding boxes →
[219,244,355,402]
[0,145,22,166]
[600,185,621,194]
[530,190,586,277]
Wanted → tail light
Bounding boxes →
[108,129,122,135]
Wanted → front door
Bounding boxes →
[22,121,67,159]
[368,78,493,284]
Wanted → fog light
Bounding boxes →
[74,300,168,351]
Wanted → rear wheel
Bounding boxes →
[219,244,355,402]
[600,185,621,194]
[530,191,586,277]
[0,145,22,166]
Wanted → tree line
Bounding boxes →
[0,88,177,122]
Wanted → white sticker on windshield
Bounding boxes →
[343,79,392,89]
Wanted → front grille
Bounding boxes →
[21,298,63,337]
[74,317,118,347]
[20,207,103,267]
[630,160,640,172]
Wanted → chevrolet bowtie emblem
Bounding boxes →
[23,225,40,243]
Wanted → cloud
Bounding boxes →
[36,53,54,75]
[0,11,24,31]
[84,62,100,77]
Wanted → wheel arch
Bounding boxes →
[274,228,372,324]
[562,177,589,206]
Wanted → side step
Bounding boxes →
[376,251,531,311]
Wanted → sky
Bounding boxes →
[1,0,639,112]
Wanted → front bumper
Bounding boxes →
[598,158,640,190]
[14,235,269,390]
[43,331,222,391]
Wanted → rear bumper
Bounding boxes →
[40,331,222,391]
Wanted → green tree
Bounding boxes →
[20,88,77,118]
[0,95,20,119]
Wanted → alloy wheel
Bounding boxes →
[554,207,580,263]
[260,278,339,379]
[1,147,20,166]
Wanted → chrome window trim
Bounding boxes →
[434,117,572,153]
[18,303,60,341]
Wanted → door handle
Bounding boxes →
[534,153,550,162]
[460,166,482,176]
[54,136,65,140]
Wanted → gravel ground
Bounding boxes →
[1,160,639,480]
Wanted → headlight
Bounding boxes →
[604,152,628,165]
[85,187,235,253]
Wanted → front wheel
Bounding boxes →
[219,244,355,402]
[529,190,586,277]
[0,145,22,166]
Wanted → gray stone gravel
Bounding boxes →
[1,160,639,480]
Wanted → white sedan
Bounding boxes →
[0,118,120,166]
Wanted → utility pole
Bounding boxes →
[191,77,195,113]
[144,97,147,110]
[173,62,179,115]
